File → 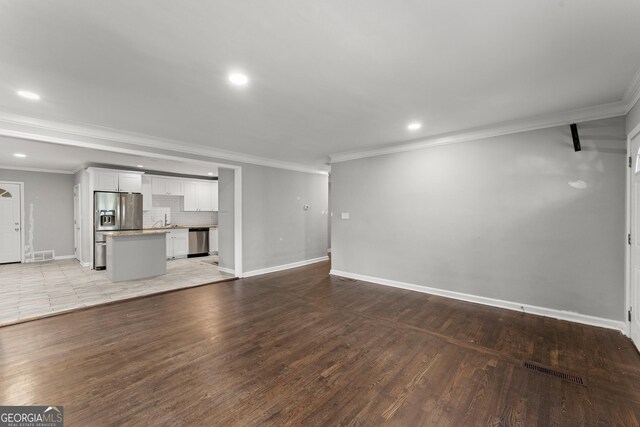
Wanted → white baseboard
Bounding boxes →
[243,256,329,278]
[330,269,627,334]
[217,266,235,275]
[65,255,90,267]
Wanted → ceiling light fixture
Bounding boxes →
[407,122,422,131]
[228,73,249,86]
[16,90,41,100]
[14,153,27,158]
[137,165,144,168]
[207,172,214,176]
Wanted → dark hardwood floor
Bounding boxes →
[0,261,639,425]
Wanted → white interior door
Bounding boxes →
[630,133,640,347]
[0,183,22,264]
[74,184,82,261]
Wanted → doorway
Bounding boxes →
[627,124,640,348]
[0,182,23,264]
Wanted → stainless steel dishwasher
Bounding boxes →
[188,228,209,257]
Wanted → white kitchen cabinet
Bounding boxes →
[94,170,120,192]
[211,181,218,211]
[151,178,166,195]
[165,234,172,259]
[198,182,214,211]
[152,177,184,196]
[173,232,188,258]
[209,227,219,254]
[118,173,143,193]
[183,180,218,211]
[91,169,142,193]
[142,176,153,211]
[166,229,188,260]
[183,181,198,211]
[167,179,183,196]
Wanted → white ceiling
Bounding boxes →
[0,135,219,177]
[0,0,639,170]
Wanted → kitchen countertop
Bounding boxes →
[143,224,218,230]
[102,229,170,237]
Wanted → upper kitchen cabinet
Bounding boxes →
[118,173,143,193]
[94,170,119,192]
[151,177,184,196]
[142,176,153,211]
[90,168,143,193]
[183,180,218,211]
[210,181,219,211]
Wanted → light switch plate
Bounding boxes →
[341,212,350,220]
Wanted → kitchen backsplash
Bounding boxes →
[143,195,218,228]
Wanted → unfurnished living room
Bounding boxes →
[1,1,640,425]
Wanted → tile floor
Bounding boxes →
[0,256,234,326]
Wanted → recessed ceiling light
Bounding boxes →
[407,122,422,131]
[16,90,41,100]
[137,165,144,168]
[14,153,27,158]
[207,172,214,176]
[228,73,249,86]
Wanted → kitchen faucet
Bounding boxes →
[151,214,171,228]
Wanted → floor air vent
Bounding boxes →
[523,361,585,386]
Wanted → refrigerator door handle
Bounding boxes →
[116,194,122,230]
[119,194,125,228]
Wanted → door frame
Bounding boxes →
[73,183,82,263]
[87,161,243,277]
[234,167,243,277]
[625,122,640,339]
[0,180,25,263]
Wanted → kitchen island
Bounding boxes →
[102,229,169,282]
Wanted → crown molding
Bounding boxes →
[0,165,74,174]
[2,72,638,172]
[0,111,329,175]
[624,65,640,114]
[330,100,628,163]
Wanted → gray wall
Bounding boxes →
[330,117,626,321]
[628,99,640,134]
[218,168,235,270]
[242,164,329,272]
[0,169,74,257]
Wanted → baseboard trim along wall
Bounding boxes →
[243,256,329,278]
[330,269,627,335]
[55,255,75,260]
[217,267,235,275]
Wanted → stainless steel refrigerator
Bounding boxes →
[94,191,143,270]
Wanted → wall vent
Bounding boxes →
[523,361,585,386]
[25,250,55,263]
